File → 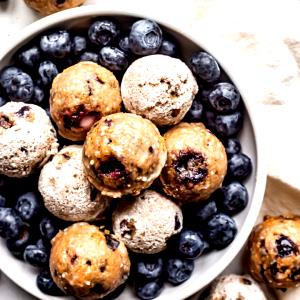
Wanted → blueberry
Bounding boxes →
[202,240,212,254]
[129,19,162,56]
[205,213,237,249]
[88,20,120,46]
[0,194,7,207]
[0,207,23,239]
[224,138,241,157]
[135,256,164,281]
[36,269,64,296]
[119,36,131,54]
[79,51,99,63]
[136,280,163,300]
[15,192,41,222]
[158,38,178,57]
[18,46,41,69]
[24,244,48,268]
[208,83,240,113]
[214,111,243,137]
[0,67,22,90]
[39,217,58,242]
[38,61,58,86]
[185,100,203,122]
[5,71,34,102]
[177,230,206,259]
[190,51,220,83]
[72,35,87,56]
[36,238,48,250]
[0,95,7,107]
[228,153,252,181]
[40,30,72,59]
[218,182,248,215]
[165,257,194,285]
[32,86,46,106]
[99,46,129,71]
[6,225,32,259]
[203,110,216,131]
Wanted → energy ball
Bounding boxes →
[112,190,183,254]
[248,214,300,289]
[160,122,227,203]
[83,113,167,198]
[39,145,111,222]
[208,274,267,300]
[24,0,86,16]
[121,54,198,126]
[0,102,58,178]
[50,223,130,299]
[50,61,122,141]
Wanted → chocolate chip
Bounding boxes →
[276,235,298,258]
[20,147,28,154]
[120,219,136,238]
[174,214,181,230]
[270,262,279,276]
[104,119,112,127]
[86,80,93,96]
[149,146,154,153]
[105,234,120,251]
[100,266,106,272]
[95,76,105,85]
[0,115,13,129]
[62,152,71,160]
[241,277,252,285]
[86,260,92,266]
[16,105,30,117]
[70,255,77,264]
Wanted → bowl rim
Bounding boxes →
[0,4,267,300]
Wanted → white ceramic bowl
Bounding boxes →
[0,5,266,300]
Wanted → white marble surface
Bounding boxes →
[1,0,300,299]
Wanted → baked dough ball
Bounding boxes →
[38,145,111,221]
[50,222,130,299]
[0,102,58,177]
[24,0,86,16]
[248,214,300,289]
[83,113,167,198]
[50,61,122,141]
[159,122,227,203]
[112,190,183,254]
[121,54,198,126]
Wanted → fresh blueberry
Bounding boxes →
[0,194,7,207]
[203,110,216,131]
[214,111,243,137]
[224,138,241,157]
[23,244,48,268]
[190,51,220,83]
[136,280,163,300]
[32,85,46,106]
[208,83,240,114]
[6,225,32,259]
[38,61,58,86]
[0,208,23,239]
[40,30,72,59]
[15,192,41,222]
[205,213,237,249]
[99,46,129,71]
[158,38,178,57]
[36,238,47,250]
[185,100,203,122]
[177,229,206,259]
[36,269,64,296]
[79,51,99,63]
[135,256,164,281]
[202,239,211,254]
[0,67,22,90]
[18,46,41,69]
[5,71,34,102]
[228,153,252,181]
[129,19,162,56]
[218,182,248,216]
[88,20,120,46]
[72,35,87,56]
[119,36,131,54]
[0,95,7,107]
[39,217,58,242]
[165,257,194,285]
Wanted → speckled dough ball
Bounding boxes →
[83,113,167,198]
[112,190,183,254]
[39,145,111,221]
[50,223,130,299]
[248,214,300,289]
[50,61,122,141]
[0,102,58,178]
[208,274,267,300]
[121,54,198,126]
[24,0,86,16]
[159,122,227,203]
